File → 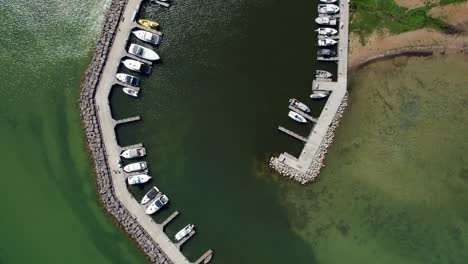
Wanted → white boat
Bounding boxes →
[316,70,333,78]
[122,59,153,75]
[123,161,147,173]
[121,147,146,159]
[127,174,152,185]
[122,87,140,97]
[132,30,162,46]
[310,91,330,99]
[320,0,337,3]
[128,43,160,61]
[175,224,195,241]
[315,16,337,26]
[288,111,307,123]
[289,98,311,113]
[116,73,141,87]
[141,186,160,205]
[318,4,340,14]
[146,194,169,215]
[318,38,337,47]
[315,27,338,35]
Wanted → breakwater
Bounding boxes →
[79,0,172,263]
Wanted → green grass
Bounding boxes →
[350,0,452,42]
[440,0,467,5]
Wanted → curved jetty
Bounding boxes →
[80,0,212,263]
[270,0,350,184]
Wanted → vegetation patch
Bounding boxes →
[350,0,452,42]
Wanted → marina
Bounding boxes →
[81,0,212,262]
[270,0,349,184]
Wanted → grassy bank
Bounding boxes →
[350,0,457,41]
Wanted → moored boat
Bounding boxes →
[315,27,338,35]
[318,38,337,47]
[138,19,159,30]
[318,4,340,14]
[175,224,195,241]
[317,49,336,57]
[116,73,141,87]
[146,194,169,215]
[128,44,160,61]
[288,111,307,123]
[320,0,337,3]
[121,147,146,159]
[133,30,162,46]
[289,98,311,113]
[315,16,337,26]
[316,70,333,78]
[122,87,140,97]
[122,59,153,75]
[127,174,152,185]
[141,186,160,205]
[310,91,330,99]
[123,161,147,173]
[203,252,213,264]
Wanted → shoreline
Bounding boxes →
[78,0,172,263]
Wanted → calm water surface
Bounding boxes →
[1,0,467,263]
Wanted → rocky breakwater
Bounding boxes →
[270,94,349,184]
[79,1,172,263]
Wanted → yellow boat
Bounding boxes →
[138,19,159,29]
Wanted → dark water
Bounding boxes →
[112,0,328,263]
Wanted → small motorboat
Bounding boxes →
[318,4,340,14]
[128,44,160,61]
[133,30,162,46]
[122,59,153,75]
[317,49,337,57]
[127,174,152,185]
[116,73,141,87]
[315,16,337,26]
[203,252,213,264]
[315,27,338,35]
[141,186,160,205]
[175,224,195,241]
[320,0,337,3]
[123,161,147,173]
[316,70,333,78]
[138,19,159,30]
[288,111,307,123]
[289,98,311,113]
[122,87,140,97]
[121,147,146,159]
[146,194,169,215]
[318,38,337,47]
[310,91,330,99]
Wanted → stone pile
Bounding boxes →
[79,1,172,263]
[270,94,349,184]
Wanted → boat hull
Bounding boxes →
[288,111,307,123]
[123,161,147,173]
[127,174,151,185]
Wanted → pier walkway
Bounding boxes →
[271,1,349,181]
[94,0,199,263]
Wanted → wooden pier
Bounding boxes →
[278,126,308,143]
[123,52,153,65]
[176,230,196,249]
[195,250,214,264]
[132,22,163,36]
[121,143,143,151]
[115,116,141,126]
[162,211,179,228]
[318,56,339,61]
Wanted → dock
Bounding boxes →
[93,0,211,263]
[176,230,196,249]
[278,126,308,143]
[162,211,179,228]
[271,0,350,183]
[195,250,213,264]
[115,116,141,126]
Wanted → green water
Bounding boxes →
[0,1,146,263]
[1,0,467,263]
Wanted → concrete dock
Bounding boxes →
[270,1,349,184]
[93,0,210,263]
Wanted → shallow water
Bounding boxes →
[0,0,146,263]
[283,55,468,264]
